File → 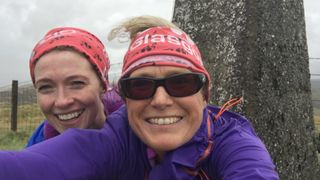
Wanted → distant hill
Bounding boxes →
[311,79,320,108]
[311,79,320,91]
[0,83,36,105]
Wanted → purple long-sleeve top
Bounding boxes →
[0,105,279,179]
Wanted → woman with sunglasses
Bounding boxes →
[0,16,278,180]
[110,16,279,179]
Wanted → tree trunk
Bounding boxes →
[172,0,320,179]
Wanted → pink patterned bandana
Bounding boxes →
[29,27,110,89]
[122,27,211,100]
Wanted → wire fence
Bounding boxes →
[0,80,44,134]
[0,69,122,136]
[0,59,319,136]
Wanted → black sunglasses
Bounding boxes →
[119,73,206,100]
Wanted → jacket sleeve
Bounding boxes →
[211,115,280,180]
[0,115,126,180]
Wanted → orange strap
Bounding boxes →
[214,97,243,121]
[199,168,210,180]
[196,113,213,164]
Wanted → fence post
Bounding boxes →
[11,80,18,132]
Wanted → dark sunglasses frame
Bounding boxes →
[119,72,206,100]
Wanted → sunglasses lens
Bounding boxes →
[121,78,155,100]
[166,74,203,97]
[120,73,205,100]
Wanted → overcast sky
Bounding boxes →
[0,0,319,87]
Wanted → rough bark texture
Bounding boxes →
[172,0,320,179]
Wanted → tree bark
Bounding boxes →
[172,0,320,179]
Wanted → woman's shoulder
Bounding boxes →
[105,105,130,131]
[205,105,278,179]
[206,105,257,138]
[103,105,143,148]
[25,121,46,147]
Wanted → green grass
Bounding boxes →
[0,130,31,150]
[314,107,320,133]
[0,103,44,150]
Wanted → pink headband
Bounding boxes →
[122,27,211,99]
[29,27,110,89]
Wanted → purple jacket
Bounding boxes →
[0,105,279,179]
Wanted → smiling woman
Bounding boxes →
[25,27,123,147]
[34,49,105,132]
[110,15,279,178]
[0,16,279,180]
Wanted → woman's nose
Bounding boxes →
[54,89,74,108]
[150,86,173,109]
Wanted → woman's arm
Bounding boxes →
[0,111,128,180]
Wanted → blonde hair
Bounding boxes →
[108,15,181,41]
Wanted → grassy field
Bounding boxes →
[0,103,44,150]
[314,111,320,133]
[315,114,320,133]
[311,79,320,133]
[0,130,31,150]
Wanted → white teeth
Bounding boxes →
[147,117,181,125]
[57,110,83,121]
